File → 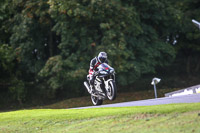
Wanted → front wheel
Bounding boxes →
[91,96,103,105]
[106,80,117,100]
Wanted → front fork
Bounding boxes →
[103,78,113,93]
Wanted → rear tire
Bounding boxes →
[106,80,117,100]
[91,96,103,105]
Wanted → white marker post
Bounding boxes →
[151,77,161,98]
[192,19,200,30]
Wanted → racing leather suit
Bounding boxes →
[88,57,108,87]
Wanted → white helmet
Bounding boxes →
[98,52,107,63]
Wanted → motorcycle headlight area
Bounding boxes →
[100,71,107,75]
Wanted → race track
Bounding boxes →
[73,93,200,109]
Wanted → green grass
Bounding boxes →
[0,103,200,133]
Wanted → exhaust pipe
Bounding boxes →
[84,81,91,94]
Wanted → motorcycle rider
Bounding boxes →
[88,52,108,93]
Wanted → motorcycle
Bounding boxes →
[84,63,117,105]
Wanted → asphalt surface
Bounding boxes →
[72,93,200,109]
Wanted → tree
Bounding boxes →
[39,0,179,95]
[0,44,25,104]
[0,0,184,102]
[173,0,200,75]
[0,0,13,44]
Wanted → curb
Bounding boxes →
[165,84,200,97]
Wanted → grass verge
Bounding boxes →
[0,103,200,133]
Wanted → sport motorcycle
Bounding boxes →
[84,63,117,105]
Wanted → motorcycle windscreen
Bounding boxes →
[98,63,110,70]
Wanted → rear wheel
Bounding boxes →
[91,96,103,105]
[106,80,117,100]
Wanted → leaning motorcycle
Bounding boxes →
[84,63,117,105]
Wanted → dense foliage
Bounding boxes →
[0,0,199,105]
[173,0,200,75]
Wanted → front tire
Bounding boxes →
[106,80,117,100]
[91,96,103,105]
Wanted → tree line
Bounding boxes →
[0,0,199,106]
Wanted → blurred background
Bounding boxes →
[0,0,200,110]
